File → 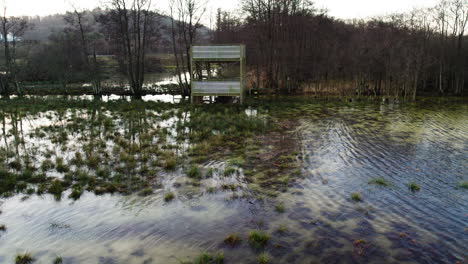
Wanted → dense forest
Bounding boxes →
[0,0,466,99]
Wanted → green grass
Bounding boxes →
[228,157,245,167]
[48,180,63,198]
[163,157,177,170]
[181,251,224,264]
[257,252,270,264]
[368,177,389,186]
[224,233,241,246]
[277,224,287,233]
[15,253,34,264]
[408,182,420,192]
[53,256,63,264]
[55,157,69,173]
[248,230,270,249]
[139,188,154,196]
[457,181,468,189]
[164,192,175,202]
[223,167,237,177]
[187,165,202,179]
[69,187,83,200]
[274,203,285,213]
[41,159,55,171]
[351,192,362,202]
[205,168,214,178]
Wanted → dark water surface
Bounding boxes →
[0,97,466,263]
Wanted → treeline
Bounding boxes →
[0,0,466,99]
[0,0,209,98]
[215,0,468,98]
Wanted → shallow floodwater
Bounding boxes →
[0,98,467,264]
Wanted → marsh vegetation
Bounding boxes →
[0,96,466,263]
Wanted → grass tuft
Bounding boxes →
[53,256,63,264]
[351,192,362,202]
[248,230,270,249]
[164,192,175,202]
[187,165,202,179]
[368,177,389,186]
[257,252,270,264]
[408,182,420,192]
[224,233,241,246]
[15,253,34,264]
[274,203,285,213]
[139,188,154,196]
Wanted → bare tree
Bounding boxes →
[104,0,157,98]
[169,0,207,97]
[65,4,103,97]
[0,2,33,96]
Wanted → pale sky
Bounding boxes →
[3,0,439,20]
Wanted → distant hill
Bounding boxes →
[21,8,211,50]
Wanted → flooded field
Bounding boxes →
[0,97,466,264]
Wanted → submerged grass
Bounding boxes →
[274,203,285,213]
[368,177,389,187]
[181,251,224,264]
[224,233,241,246]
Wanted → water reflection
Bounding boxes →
[0,99,466,263]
